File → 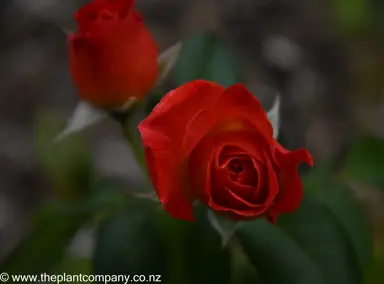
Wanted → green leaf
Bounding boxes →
[93,199,167,283]
[54,101,108,142]
[1,205,87,275]
[365,245,384,284]
[305,165,373,280]
[203,39,241,86]
[57,258,91,275]
[77,179,124,214]
[230,248,263,284]
[278,195,360,284]
[55,257,92,284]
[332,0,372,36]
[145,33,241,115]
[236,219,325,284]
[34,110,93,201]
[343,135,384,188]
[172,32,242,87]
[144,91,164,115]
[0,180,124,276]
[159,206,232,284]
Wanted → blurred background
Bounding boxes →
[0,0,383,282]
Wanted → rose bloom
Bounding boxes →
[68,0,158,108]
[138,80,313,223]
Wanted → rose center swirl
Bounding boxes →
[219,152,259,187]
[228,159,244,174]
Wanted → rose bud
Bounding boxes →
[68,0,158,109]
[138,80,313,223]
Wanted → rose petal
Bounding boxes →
[217,147,258,187]
[210,168,260,210]
[69,18,158,107]
[271,140,313,213]
[209,190,269,220]
[248,156,267,195]
[75,0,134,33]
[266,211,279,224]
[218,145,250,164]
[139,127,195,221]
[188,136,216,204]
[183,83,274,156]
[250,159,269,202]
[189,130,269,206]
[217,84,274,139]
[74,1,101,33]
[232,160,258,187]
[213,131,266,164]
[140,80,224,149]
[260,148,280,205]
[207,166,270,220]
[104,0,134,18]
[226,179,256,201]
[189,137,259,205]
[139,82,224,219]
[213,132,268,194]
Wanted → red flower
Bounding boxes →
[138,80,313,223]
[68,0,158,108]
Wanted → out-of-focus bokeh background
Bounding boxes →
[0,0,383,283]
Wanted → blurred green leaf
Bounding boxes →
[204,40,241,87]
[34,110,93,201]
[57,258,91,275]
[159,206,232,284]
[365,245,384,284]
[145,33,242,115]
[172,32,242,87]
[77,179,124,214]
[93,199,167,283]
[144,91,164,116]
[332,0,372,36]
[373,2,384,40]
[56,257,92,284]
[305,165,373,279]
[343,136,384,188]
[0,180,124,276]
[0,205,87,275]
[236,219,325,284]
[230,247,263,284]
[278,195,360,284]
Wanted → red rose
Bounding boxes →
[68,0,158,108]
[138,80,313,223]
